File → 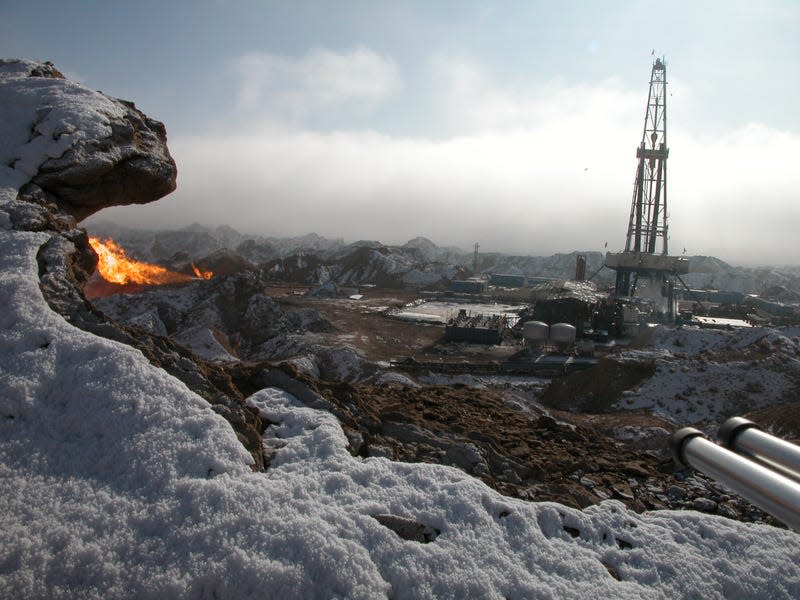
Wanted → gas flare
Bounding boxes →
[89,237,212,285]
[191,262,213,280]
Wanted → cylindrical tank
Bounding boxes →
[522,321,549,345]
[550,323,576,350]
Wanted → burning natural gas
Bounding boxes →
[89,237,212,285]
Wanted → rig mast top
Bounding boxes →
[624,57,669,255]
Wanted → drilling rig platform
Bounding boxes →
[605,57,689,323]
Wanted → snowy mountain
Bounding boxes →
[2,59,800,598]
[682,255,800,295]
[87,222,800,298]
[89,220,347,263]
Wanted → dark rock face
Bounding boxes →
[8,182,77,232]
[31,98,176,221]
[371,514,439,543]
[28,60,65,79]
[3,59,176,228]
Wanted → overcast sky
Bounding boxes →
[2,1,799,265]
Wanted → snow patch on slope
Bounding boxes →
[172,325,238,363]
[614,325,800,429]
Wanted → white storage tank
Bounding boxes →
[522,321,549,345]
[550,322,576,351]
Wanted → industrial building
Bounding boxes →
[443,309,505,344]
[450,279,485,294]
[489,273,526,288]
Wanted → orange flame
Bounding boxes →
[89,237,212,285]
[191,262,213,280]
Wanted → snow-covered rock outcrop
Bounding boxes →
[2,59,176,226]
[1,61,265,470]
[2,60,799,598]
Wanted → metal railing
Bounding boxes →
[671,418,800,531]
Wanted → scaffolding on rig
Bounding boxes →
[605,57,688,319]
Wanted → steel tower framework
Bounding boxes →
[625,58,669,255]
[604,57,688,318]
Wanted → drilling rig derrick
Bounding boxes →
[605,57,688,322]
[628,58,669,256]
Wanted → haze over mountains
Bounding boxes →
[87,221,800,297]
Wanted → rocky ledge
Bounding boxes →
[2,59,265,469]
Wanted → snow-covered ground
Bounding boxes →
[613,325,800,430]
[2,59,800,598]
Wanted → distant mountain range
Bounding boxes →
[86,222,800,296]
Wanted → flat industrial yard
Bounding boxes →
[273,287,525,364]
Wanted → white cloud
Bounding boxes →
[430,55,642,134]
[231,47,401,122]
[669,123,800,263]
[95,55,800,267]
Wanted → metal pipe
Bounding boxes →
[719,417,800,484]
[671,427,800,531]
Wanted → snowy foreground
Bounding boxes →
[2,59,800,598]
[3,233,800,599]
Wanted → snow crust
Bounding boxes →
[0,59,125,193]
[3,59,800,598]
[614,325,800,429]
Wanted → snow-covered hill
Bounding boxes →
[614,325,800,430]
[89,220,347,264]
[93,271,334,363]
[682,256,800,296]
[88,222,800,297]
[3,59,800,598]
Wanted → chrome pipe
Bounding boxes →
[718,417,800,484]
[671,427,800,531]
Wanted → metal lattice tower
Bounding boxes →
[605,57,687,318]
[624,58,669,255]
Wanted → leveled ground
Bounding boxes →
[273,286,522,363]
